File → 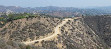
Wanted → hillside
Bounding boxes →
[84,16,111,47]
[0,15,111,49]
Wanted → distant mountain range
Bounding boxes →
[0,5,111,17]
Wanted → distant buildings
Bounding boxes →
[6,9,13,15]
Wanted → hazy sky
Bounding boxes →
[0,0,111,8]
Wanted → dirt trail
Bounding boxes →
[21,18,73,45]
[21,17,82,45]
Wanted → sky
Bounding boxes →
[0,0,111,8]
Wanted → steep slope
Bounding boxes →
[83,16,111,47]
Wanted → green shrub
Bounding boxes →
[26,45,31,49]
